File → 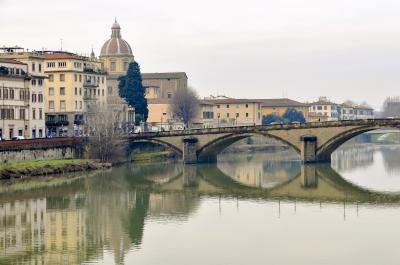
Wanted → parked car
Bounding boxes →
[269,121,283,125]
[11,136,25,140]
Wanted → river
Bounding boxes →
[1,143,400,265]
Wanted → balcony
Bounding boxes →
[83,80,99,88]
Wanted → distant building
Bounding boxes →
[142,72,188,100]
[43,51,107,136]
[260,98,309,121]
[201,97,263,127]
[309,97,340,121]
[353,105,374,119]
[0,46,46,138]
[99,20,135,129]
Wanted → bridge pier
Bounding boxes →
[183,165,199,187]
[183,137,198,164]
[300,135,318,163]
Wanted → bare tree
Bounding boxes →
[170,86,200,128]
[86,104,124,162]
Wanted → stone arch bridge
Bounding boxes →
[127,119,400,164]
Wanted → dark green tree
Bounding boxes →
[118,61,148,123]
[282,108,306,123]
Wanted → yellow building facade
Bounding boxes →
[43,51,107,136]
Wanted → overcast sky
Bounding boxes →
[1,0,400,110]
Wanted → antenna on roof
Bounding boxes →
[60,38,63,51]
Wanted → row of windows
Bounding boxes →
[31,93,44,103]
[48,73,105,84]
[0,108,27,120]
[312,105,337,111]
[0,88,30,101]
[31,108,43,120]
[31,79,43,86]
[48,87,105,97]
[110,61,129,71]
[47,62,66,68]
[216,104,261,109]
[215,112,259,118]
[48,100,66,110]
[31,62,42,73]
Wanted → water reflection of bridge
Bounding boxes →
[1,160,400,265]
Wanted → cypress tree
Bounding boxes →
[118,61,148,123]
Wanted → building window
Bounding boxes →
[38,79,43,86]
[38,93,43,102]
[75,101,78,109]
[49,87,54,96]
[60,87,65,95]
[47,62,55,68]
[245,104,249,108]
[167,93,172,99]
[123,62,129,71]
[74,74,77,82]
[60,100,66,110]
[236,113,239,117]
[39,108,43,119]
[32,93,37,102]
[324,106,327,110]
[9,89,14,99]
[102,77,104,84]
[227,113,230,118]
[32,108,36,119]
[246,113,249,117]
[19,109,25,120]
[31,79,36,86]
[79,88,82,95]
[38,64,41,72]
[108,86,113,95]
[217,105,220,109]
[49,101,54,110]
[74,87,77,95]
[226,104,230,108]
[110,62,116,71]
[79,101,82,109]
[32,63,35,72]
[58,62,66,68]
[317,106,322,110]
[60,74,65,82]
[48,74,54,82]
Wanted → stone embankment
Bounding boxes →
[0,160,111,180]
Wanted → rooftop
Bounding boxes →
[0,58,27,65]
[202,98,264,104]
[142,72,188,80]
[260,98,308,107]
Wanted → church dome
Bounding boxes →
[100,19,133,56]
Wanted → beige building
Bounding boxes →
[43,51,107,136]
[100,20,134,129]
[0,59,31,140]
[202,97,263,127]
[142,72,188,100]
[0,47,46,138]
[309,96,340,122]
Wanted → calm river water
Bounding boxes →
[1,144,400,265]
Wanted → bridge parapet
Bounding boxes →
[127,119,400,164]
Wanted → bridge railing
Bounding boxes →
[129,118,400,138]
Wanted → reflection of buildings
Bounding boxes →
[332,145,375,172]
[0,199,46,263]
[218,154,300,188]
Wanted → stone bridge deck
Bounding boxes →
[128,119,400,164]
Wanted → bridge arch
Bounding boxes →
[197,132,300,163]
[316,126,400,161]
[128,138,183,158]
